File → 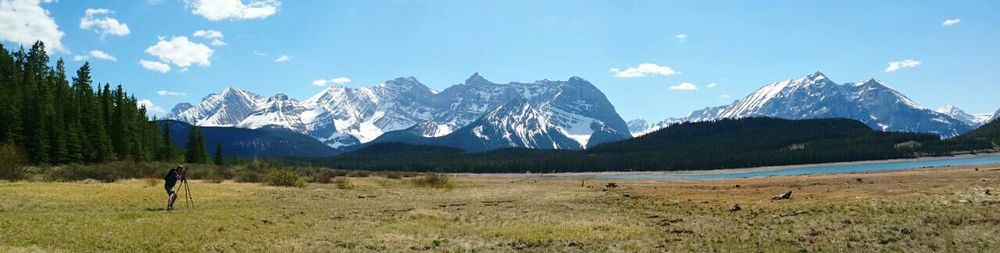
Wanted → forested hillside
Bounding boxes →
[925,118,1000,153]
[323,118,941,172]
[0,42,168,164]
[160,120,339,158]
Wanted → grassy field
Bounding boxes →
[2,165,999,252]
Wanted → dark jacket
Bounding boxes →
[164,168,178,188]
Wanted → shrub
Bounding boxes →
[314,170,333,184]
[45,164,118,183]
[142,178,160,187]
[384,171,403,179]
[0,144,26,180]
[347,171,370,178]
[411,173,452,188]
[265,170,306,188]
[233,170,262,183]
[204,166,231,183]
[333,177,353,189]
[331,170,348,177]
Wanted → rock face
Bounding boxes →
[167,74,631,150]
[631,72,974,137]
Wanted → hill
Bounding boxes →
[159,120,339,158]
[324,117,939,172]
[926,118,1000,153]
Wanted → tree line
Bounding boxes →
[318,118,948,173]
[0,41,221,166]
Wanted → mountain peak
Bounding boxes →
[858,77,884,86]
[382,76,433,95]
[385,76,423,87]
[808,71,827,79]
[270,93,290,100]
[221,86,244,94]
[465,72,491,85]
[936,105,961,113]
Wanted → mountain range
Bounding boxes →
[167,73,631,152]
[168,72,995,152]
[629,72,992,138]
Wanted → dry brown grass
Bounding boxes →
[1,165,998,251]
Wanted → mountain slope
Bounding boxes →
[660,72,973,137]
[987,108,1000,124]
[160,120,339,158]
[936,106,991,127]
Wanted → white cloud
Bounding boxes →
[674,34,687,40]
[706,82,717,88]
[0,0,66,52]
[144,36,213,68]
[609,63,679,78]
[669,82,698,91]
[72,50,117,62]
[157,90,187,96]
[252,49,267,56]
[147,0,165,5]
[884,59,921,73]
[192,29,226,46]
[185,0,280,21]
[942,18,960,27]
[140,60,171,73]
[193,29,223,39]
[274,54,289,62]
[720,94,732,99]
[89,50,116,61]
[137,99,167,114]
[312,76,351,86]
[329,77,351,85]
[80,8,130,38]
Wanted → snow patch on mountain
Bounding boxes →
[167,74,630,150]
[935,106,991,127]
[658,72,973,137]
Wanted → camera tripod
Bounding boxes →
[176,179,194,209]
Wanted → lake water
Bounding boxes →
[602,154,1000,180]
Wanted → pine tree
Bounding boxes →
[46,59,68,163]
[159,121,176,161]
[73,63,114,162]
[0,41,164,165]
[213,143,224,165]
[22,42,50,163]
[185,125,209,164]
[197,128,210,163]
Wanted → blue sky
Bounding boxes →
[2,0,998,121]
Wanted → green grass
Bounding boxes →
[2,167,999,252]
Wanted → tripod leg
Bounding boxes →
[185,181,194,208]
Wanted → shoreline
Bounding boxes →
[456,152,1000,179]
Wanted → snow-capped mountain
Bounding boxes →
[987,108,1000,125]
[627,118,681,137]
[168,87,266,126]
[935,106,992,127]
[167,74,630,150]
[636,72,973,137]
